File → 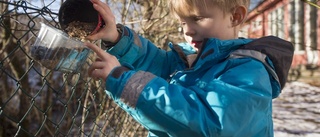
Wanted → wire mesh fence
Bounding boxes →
[0,0,147,136]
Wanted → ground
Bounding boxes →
[273,68,320,137]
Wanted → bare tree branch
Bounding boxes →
[301,0,320,9]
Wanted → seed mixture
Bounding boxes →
[65,21,96,41]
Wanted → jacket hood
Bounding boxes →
[239,36,294,89]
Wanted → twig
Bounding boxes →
[301,0,320,9]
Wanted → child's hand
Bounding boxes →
[86,0,120,43]
[85,42,121,81]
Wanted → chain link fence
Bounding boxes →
[0,0,147,136]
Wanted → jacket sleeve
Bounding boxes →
[105,25,186,79]
[105,58,274,136]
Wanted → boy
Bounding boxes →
[85,0,294,136]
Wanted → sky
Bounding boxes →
[250,0,264,10]
[9,0,265,14]
[6,0,265,25]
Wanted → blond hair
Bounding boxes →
[168,0,250,17]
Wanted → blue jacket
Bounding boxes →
[103,25,294,137]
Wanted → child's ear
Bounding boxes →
[231,5,247,27]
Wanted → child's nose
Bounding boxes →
[184,25,196,36]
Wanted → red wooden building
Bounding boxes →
[241,0,320,69]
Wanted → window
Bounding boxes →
[289,0,305,51]
[268,7,285,39]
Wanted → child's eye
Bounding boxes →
[194,16,204,22]
[180,22,187,26]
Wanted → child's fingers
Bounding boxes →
[90,69,106,80]
[91,0,111,16]
[91,0,110,12]
[86,34,95,41]
[88,61,104,76]
[95,57,102,62]
[88,68,100,80]
[85,42,107,60]
[93,5,112,26]
[91,0,114,24]
[86,33,101,41]
[91,3,103,13]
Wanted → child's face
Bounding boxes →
[178,5,237,52]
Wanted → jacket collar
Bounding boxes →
[190,38,253,68]
[171,38,252,69]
